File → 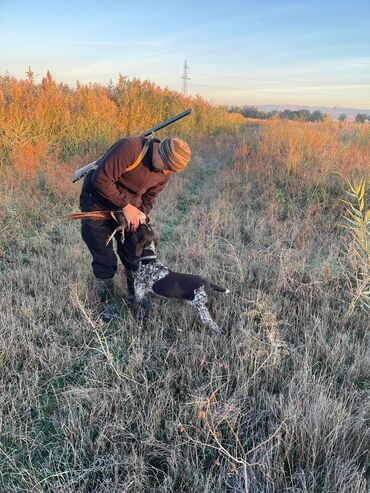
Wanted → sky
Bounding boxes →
[0,0,369,109]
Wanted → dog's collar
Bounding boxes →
[137,255,157,262]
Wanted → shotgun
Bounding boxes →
[72,108,192,183]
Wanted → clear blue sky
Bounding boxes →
[1,0,369,109]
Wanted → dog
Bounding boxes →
[131,224,229,335]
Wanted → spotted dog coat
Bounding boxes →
[134,261,169,302]
[187,286,224,335]
[133,234,228,335]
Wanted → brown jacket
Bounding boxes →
[83,137,170,216]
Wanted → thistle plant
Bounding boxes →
[342,178,370,317]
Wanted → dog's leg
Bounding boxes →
[188,286,223,335]
[137,294,152,330]
[142,294,152,317]
[189,300,223,335]
[132,290,142,319]
[132,276,150,319]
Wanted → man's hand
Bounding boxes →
[123,203,146,231]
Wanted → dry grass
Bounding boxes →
[1,121,370,492]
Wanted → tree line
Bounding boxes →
[230,105,370,123]
[340,113,370,124]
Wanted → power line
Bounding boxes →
[188,58,370,67]
[191,82,252,91]
[152,75,179,82]
[190,72,370,86]
[190,82,368,100]
[151,68,369,102]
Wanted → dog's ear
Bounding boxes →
[135,238,146,257]
[146,223,159,247]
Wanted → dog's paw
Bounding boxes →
[132,298,152,319]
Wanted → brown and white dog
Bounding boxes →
[132,224,229,335]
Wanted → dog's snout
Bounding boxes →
[147,240,156,251]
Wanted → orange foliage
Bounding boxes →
[0,70,246,175]
[11,141,48,177]
[3,69,367,185]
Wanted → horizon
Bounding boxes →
[1,0,369,110]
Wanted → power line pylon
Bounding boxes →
[181,60,190,97]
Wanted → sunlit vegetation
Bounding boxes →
[0,70,245,175]
[1,71,370,492]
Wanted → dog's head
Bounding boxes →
[135,223,159,258]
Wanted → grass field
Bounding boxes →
[1,120,370,492]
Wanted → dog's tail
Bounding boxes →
[210,283,230,294]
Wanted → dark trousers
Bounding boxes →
[80,173,139,279]
[81,219,138,279]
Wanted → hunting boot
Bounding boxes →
[125,268,136,305]
[96,277,115,323]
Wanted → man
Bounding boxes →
[79,135,192,322]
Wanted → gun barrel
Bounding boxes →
[72,109,192,182]
[141,108,192,137]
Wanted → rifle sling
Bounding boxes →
[122,137,152,174]
[89,137,153,177]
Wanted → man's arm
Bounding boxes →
[91,139,135,208]
[140,177,170,217]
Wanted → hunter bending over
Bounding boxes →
[79,135,191,322]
